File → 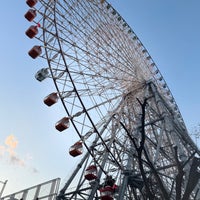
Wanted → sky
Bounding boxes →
[0,0,200,197]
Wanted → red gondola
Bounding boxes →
[28,45,42,59]
[24,9,37,21]
[55,117,70,132]
[85,165,97,180]
[25,25,38,39]
[26,0,38,7]
[99,186,114,200]
[69,141,83,157]
[43,93,59,106]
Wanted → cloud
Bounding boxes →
[0,135,38,173]
[0,135,24,167]
[31,167,39,174]
[5,135,18,149]
[10,154,25,166]
[0,145,6,156]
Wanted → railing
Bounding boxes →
[1,178,60,200]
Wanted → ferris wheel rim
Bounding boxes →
[39,0,190,158]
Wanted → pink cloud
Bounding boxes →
[0,135,38,173]
[5,135,18,149]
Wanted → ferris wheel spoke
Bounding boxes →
[54,0,143,79]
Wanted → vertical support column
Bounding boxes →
[117,152,133,200]
[0,180,8,198]
[22,190,28,200]
[88,138,115,200]
[117,173,129,200]
[34,185,41,200]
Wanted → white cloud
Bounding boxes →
[0,145,5,156]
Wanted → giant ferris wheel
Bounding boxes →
[24,0,200,199]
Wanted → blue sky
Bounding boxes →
[0,0,200,196]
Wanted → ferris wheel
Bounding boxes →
[24,0,200,199]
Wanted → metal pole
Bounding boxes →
[0,180,8,198]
